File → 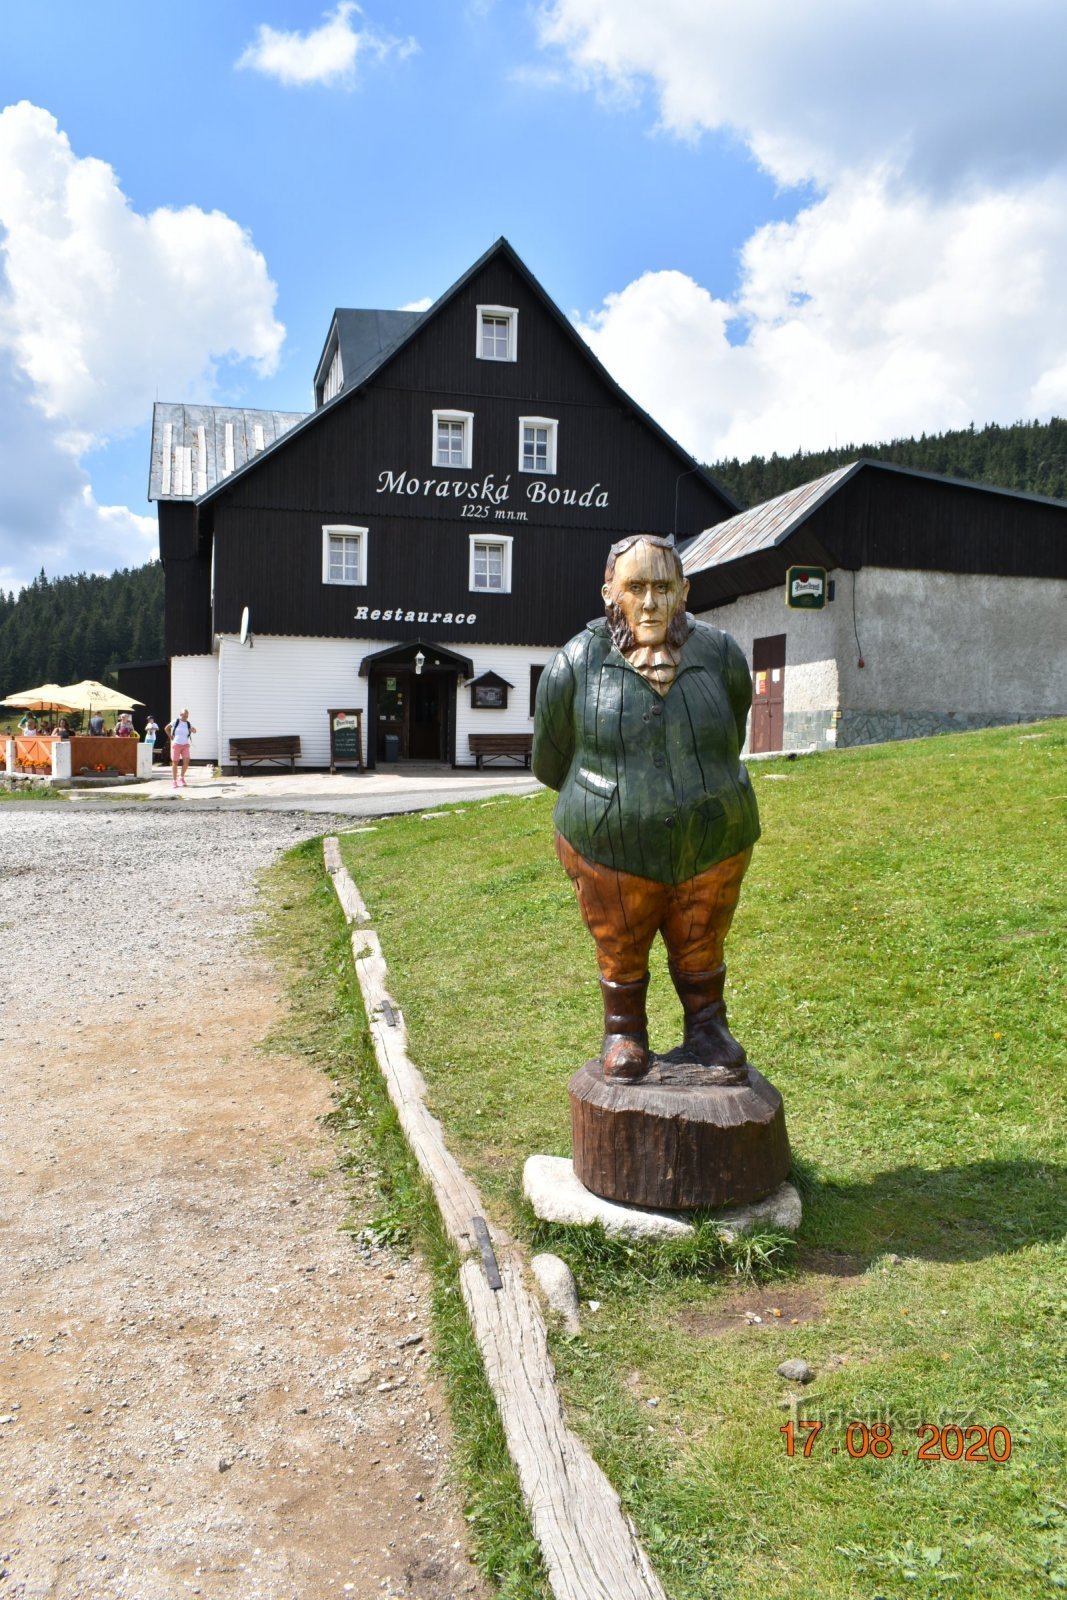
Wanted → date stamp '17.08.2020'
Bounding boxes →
[781,1421,1014,1462]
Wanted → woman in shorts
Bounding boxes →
[166,708,196,787]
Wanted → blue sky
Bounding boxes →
[2,0,1067,588]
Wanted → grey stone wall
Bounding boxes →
[837,709,1059,747]
[783,708,837,749]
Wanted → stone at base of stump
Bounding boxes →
[523,1155,802,1241]
[569,1057,791,1210]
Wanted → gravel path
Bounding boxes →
[0,809,488,1600]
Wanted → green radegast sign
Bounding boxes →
[786,565,827,609]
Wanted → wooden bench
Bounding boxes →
[468,732,534,769]
[229,735,301,773]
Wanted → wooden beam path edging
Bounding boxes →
[322,839,668,1600]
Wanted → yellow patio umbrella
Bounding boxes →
[52,679,144,713]
[2,682,79,711]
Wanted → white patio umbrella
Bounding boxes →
[52,680,143,713]
[2,682,79,712]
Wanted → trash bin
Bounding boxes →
[384,734,400,762]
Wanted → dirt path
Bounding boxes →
[0,810,489,1600]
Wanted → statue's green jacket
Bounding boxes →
[533,616,760,885]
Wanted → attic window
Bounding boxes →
[322,344,344,404]
[477,305,517,362]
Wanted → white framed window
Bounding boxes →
[476,305,518,362]
[469,534,513,594]
[322,524,368,586]
[432,409,474,469]
[518,415,558,474]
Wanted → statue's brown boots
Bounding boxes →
[670,963,749,1084]
[599,974,650,1080]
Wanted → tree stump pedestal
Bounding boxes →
[569,1052,791,1211]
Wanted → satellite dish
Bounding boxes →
[239,607,252,648]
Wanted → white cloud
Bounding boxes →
[544,1,1067,462]
[400,296,433,312]
[236,2,417,89]
[538,0,1067,192]
[0,351,157,592]
[0,103,284,584]
[0,103,284,447]
[576,174,1067,462]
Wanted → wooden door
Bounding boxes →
[376,670,410,760]
[409,675,444,760]
[751,634,786,754]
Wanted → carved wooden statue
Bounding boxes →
[533,534,789,1209]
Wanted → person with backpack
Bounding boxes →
[165,709,196,788]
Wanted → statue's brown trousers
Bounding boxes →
[555,833,752,982]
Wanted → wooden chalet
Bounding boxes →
[146,239,736,769]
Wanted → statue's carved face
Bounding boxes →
[603,541,690,651]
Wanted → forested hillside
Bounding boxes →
[709,416,1067,508]
[0,563,163,699]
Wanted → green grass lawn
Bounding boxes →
[325,720,1065,1599]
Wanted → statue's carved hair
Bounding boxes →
[603,533,683,587]
[603,534,689,652]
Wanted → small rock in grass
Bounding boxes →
[777,1358,814,1384]
[530,1254,580,1335]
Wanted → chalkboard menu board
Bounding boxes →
[328,709,364,773]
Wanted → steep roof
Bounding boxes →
[148,402,307,502]
[195,237,739,513]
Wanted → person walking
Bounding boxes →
[144,715,159,761]
[166,709,196,788]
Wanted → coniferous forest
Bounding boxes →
[0,416,1064,701]
[0,563,163,700]
[707,415,1067,508]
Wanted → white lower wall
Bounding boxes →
[205,634,557,767]
[454,642,556,764]
[218,636,368,767]
[170,655,221,760]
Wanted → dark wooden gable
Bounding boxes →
[180,241,737,652]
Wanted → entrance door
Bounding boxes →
[376,671,409,761]
[374,669,446,762]
[409,675,443,760]
[751,634,786,754]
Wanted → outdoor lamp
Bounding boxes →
[414,650,426,676]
